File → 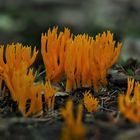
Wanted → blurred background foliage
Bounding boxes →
[0,0,140,65]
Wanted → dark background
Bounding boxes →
[0,0,140,61]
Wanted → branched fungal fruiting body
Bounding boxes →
[118,78,140,123]
[41,27,71,81]
[0,43,57,117]
[43,81,57,111]
[41,27,122,92]
[89,31,122,91]
[0,43,38,101]
[84,91,99,112]
[0,27,122,117]
[60,100,86,140]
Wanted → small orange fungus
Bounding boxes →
[118,77,140,123]
[60,100,86,140]
[84,91,99,112]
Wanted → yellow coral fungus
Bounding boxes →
[0,44,38,92]
[41,27,122,92]
[64,31,121,92]
[64,34,92,91]
[60,100,86,140]
[41,27,71,81]
[0,43,38,97]
[5,43,38,69]
[43,81,57,111]
[0,43,44,116]
[83,91,99,112]
[118,77,140,123]
[0,43,38,101]
[65,32,121,91]
[0,62,56,117]
[5,63,43,117]
[64,38,77,91]
[89,31,122,91]
[0,40,58,117]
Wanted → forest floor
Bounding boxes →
[0,58,140,140]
